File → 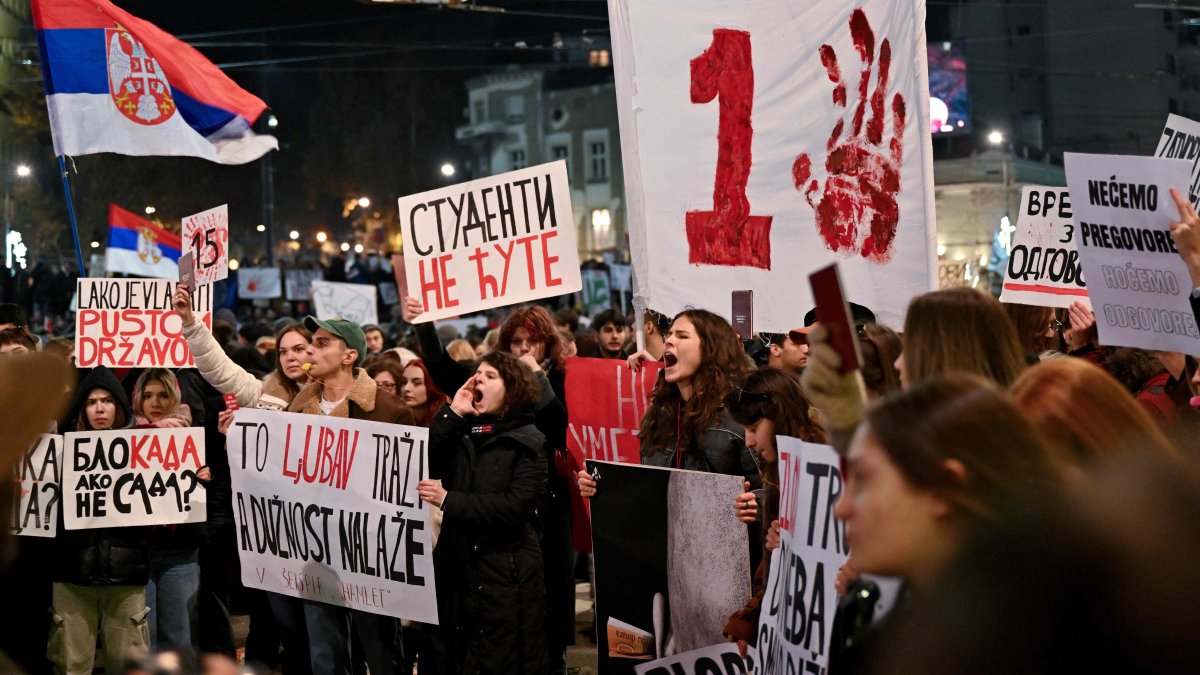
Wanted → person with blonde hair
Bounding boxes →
[132,368,191,428]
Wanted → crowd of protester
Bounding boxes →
[1,200,1200,674]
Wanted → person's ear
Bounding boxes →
[769,343,782,357]
[344,348,359,367]
[931,458,968,519]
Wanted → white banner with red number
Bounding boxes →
[610,0,936,330]
[182,204,229,285]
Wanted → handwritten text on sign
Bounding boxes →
[63,428,206,530]
[182,204,229,285]
[1064,153,1200,354]
[565,357,662,465]
[228,409,438,623]
[11,434,63,538]
[1155,113,1200,211]
[756,439,847,675]
[399,160,581,322]
[998,187,1089,309]
[76,279,213,368]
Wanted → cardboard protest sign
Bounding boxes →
[566,357,661,465]
[634,643,755,675]
[286,268,324,301]
[1064,153,1200,354]
[999,187,1089,308]
[76,279,213,368]
[311,281,379,326]
[582,268,613,315]
[755,438,847,675]
[609,0,937,330]
[1155,113,1200,211]
[378,281,399,306]
[237,267,283,299]
[228,409,438,622]
[11,434,63,537]
[398,160,582,323]
[63,428,207,530]
[587,460,750,674]
[181,204,229,284]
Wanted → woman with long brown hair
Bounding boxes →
[399,359,449,428]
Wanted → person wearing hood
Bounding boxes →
[288,317,416,675]
[417,350,550,675]
[49,366,152,675]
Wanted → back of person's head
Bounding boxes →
[903,288,1027,387]
[1009,357,1175,466]
[478,350,540,412]
[44,338,74,363]
[0,303,28,331]
[0,328,36,353]
[727,366,825,443]
[644,308,673,336]
[231,345,270,377]
[212,320,235,348]
[858,322,902,398]
[446,338,476,362]
[864,375,1060,527]
[591,308,628,331]
[239,322,272,346]
[554,307,579,333]
[879,453,1200,675]
[1102,347,1166,395]
[1002,302,1058,355]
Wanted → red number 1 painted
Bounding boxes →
[687,29,773,270]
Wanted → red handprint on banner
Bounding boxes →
[793,9,907,264]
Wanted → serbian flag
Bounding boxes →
[32,0,277,164]
[105,204,181,278]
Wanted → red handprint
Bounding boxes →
[793,9,907,264]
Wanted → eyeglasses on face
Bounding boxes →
[378,381,397,392]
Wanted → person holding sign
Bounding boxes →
[416,351,550,675]
[49,367,152,675]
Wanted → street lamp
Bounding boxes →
[354,244,364,254]
[340,242,350,252]
[316,231,328,243]
[15,165,30,178]
[145,205,156,215]
[267,115,278,129]
[289,230,300,241]
[256,224,266,233]
[440,163,456,178]
[987,130,1004,145]
[229,258,240,271]
[357,197,371,209]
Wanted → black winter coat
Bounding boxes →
[426,405,549,675]
[54,366,150,586]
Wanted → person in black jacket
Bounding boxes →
[50,366,152,675]
[417,350,549,675]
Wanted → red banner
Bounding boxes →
[565,357,662,466]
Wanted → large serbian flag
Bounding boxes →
[32,0,277,164]
[106,205,181,278]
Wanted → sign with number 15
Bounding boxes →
[182,204,229,285]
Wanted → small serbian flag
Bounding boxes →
[32,0,277,164]
[106,204,181,278]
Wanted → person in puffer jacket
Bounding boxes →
[49,366,152,675]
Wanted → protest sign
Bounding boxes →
[378,281,399,306]
[63,428,207,530]
[610,0,937,330]
[755,438,847,675]
[998,187,1089,308]
[11,434,63,537]
[238,267,283,299]
[1063,153,1200,354]
[398,160,582,323]
[286,268,324,301]
[181,204,229,285]
[588,460,750,674]
[311,281,379,326]
[76,279,213,368]
[634,643,755,675]
[1155,113,1200,210]
[566,357,661,465]
[582,268,613,315]
[228,409,438,622]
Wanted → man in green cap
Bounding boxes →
[288,316,414,674]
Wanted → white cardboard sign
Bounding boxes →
[634,643,755,675]
[11,434,64,538]
[998,186,1089,308]
[311,281,378,326]
[397,160,581,323]
[1155,113,1200,211]
[237,267,283,299]
[1064,153,1200,354]
[76,279,213,368]
[181,204,229,285]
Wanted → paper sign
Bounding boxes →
[634,643,755,675]
[11,434,63,538]
[1064,153,1200,353]
[311,281,378,326]
[610,0,937,330]
[999,187,1089,308]
[565,357,662,465]
[237,267,283,299]
[76,279,213,368]
[398,160,582,322]
[285,269,324,301]
[228,409,438,622]
[582,268,612,315]
[63,428,207,530]
[181,204,229,284]
[1155,113,1200,211]
[378,281,399,306]
[755,438,847,675]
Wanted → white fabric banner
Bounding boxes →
[610,0,937,330]
[1064,153,1200,354]
[227,409,438,622]
[63,428,207,530]
[998,187,1089,308]
[755,439,847,674]
[398,160,582,323]
[237,267,283,299]
[311,281,379,326]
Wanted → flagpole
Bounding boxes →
[57,156,87,277]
